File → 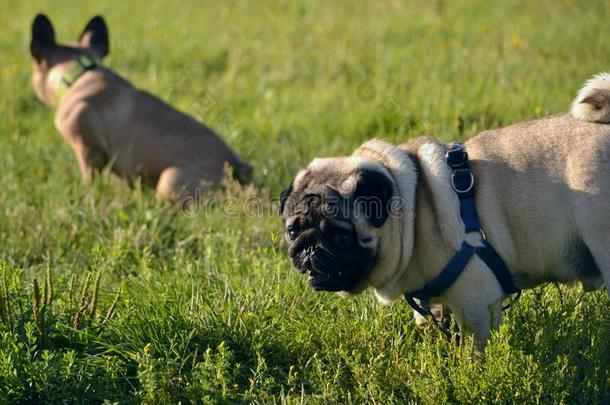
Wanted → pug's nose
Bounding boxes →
[299,246,314,274]
[299,259,309,274]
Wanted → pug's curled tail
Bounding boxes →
[571,72,610,123]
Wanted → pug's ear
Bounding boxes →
[79,16,109,58]
[279,182,293,215]
[353,169,394,228]
[31,14,56,60]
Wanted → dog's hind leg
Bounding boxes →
[572,193,610,295]
[575,207,610,294]
[579,234,610,295]
[156,166,206,203]
[569,138,610,294]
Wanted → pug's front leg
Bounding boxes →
[57,103,109,184]
[451,300,502,351]
[413,301,448,330]
[74,144,107,184]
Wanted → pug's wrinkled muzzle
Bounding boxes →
[290,244,358,292]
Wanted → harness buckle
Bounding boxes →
[446,145,468,168]
[451,169,474,194]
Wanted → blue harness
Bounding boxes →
[404,143,520,335]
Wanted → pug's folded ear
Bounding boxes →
[353,169,394,227]
[31,14,56,60]
[79,16,109,58]
[279,182,293,215]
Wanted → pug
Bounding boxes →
[30,14,252,201]
[280,73,610,349]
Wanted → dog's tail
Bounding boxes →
[571,72,610,123]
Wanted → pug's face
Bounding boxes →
[279,158,395,294]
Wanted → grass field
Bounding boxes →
[1,0,610,403]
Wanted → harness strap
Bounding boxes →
[405,294,454,340]
[477,239,519,295]
[404,143,520,337]
[409,241,476,300]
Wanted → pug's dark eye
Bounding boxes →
[287,224,300,241]
[333,231,352,248]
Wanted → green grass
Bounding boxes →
[0,0,609,402]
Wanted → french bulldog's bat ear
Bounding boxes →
[30,14,55,60]
[279,182,293,215]
[353,169,394,228]
[79,16,109,58]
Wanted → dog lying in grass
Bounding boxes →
[29,14,252,201]
[280,73,610,350]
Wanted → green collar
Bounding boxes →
[54,54,102,104]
